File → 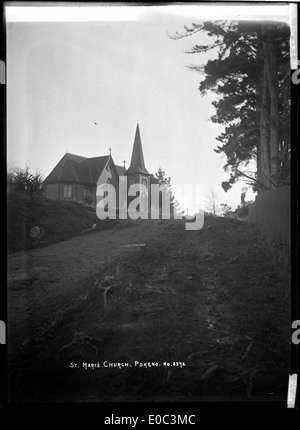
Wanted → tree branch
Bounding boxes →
[261,172,278,188]
[184,42,225,54]
[236,169,269,190]
[166,27,202,40]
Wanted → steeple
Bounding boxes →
[125,123,150,175]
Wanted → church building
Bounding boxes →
[43,123,150,211]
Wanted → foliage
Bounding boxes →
[206,186,221,216]
[220,203,233,217]
[235,201,252,218]
[168,21,290,193]
[7,164,45,194]
[150,167,180,215]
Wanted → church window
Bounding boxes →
[107,177,111,184]
[64,185,72,198]
[142,178,147,188]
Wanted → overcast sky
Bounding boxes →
[6,4,291,212]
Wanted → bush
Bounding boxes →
[7,165,44,194]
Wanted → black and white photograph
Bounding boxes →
[4,1,298,408]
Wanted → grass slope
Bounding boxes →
[8,216,291,402]
[7,192,94,253]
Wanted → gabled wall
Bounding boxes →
[45,183,59,199]
[45,157,122,209]
[96,158,120,208]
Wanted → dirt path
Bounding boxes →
[7,217,290,402]
[8,221,166,350]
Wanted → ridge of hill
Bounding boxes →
[7,192,94,253]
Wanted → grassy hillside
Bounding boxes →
[7,192,94,253]
[8,216,290,401]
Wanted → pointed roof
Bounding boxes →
[125,124,150,176]
[115,165,126,176]
[44,153,115,184]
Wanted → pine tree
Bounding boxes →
[168,21,290,193]
[150,167,180,215]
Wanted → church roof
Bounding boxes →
[44,153,117,184]
[125,124,150,176]
[115,165,126,176]
[67,153,87,163]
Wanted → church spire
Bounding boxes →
[125,123,150,175]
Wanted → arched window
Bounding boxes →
[107,177,111,184]
[64,185,72,198]
[142,178,147,188]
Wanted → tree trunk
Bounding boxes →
[262,24,280,185]
[278,75,290,183]
[259,64,271,190]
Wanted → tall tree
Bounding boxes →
[168,21,290,193]
[150,167,180,215]
[206,185,220,215]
